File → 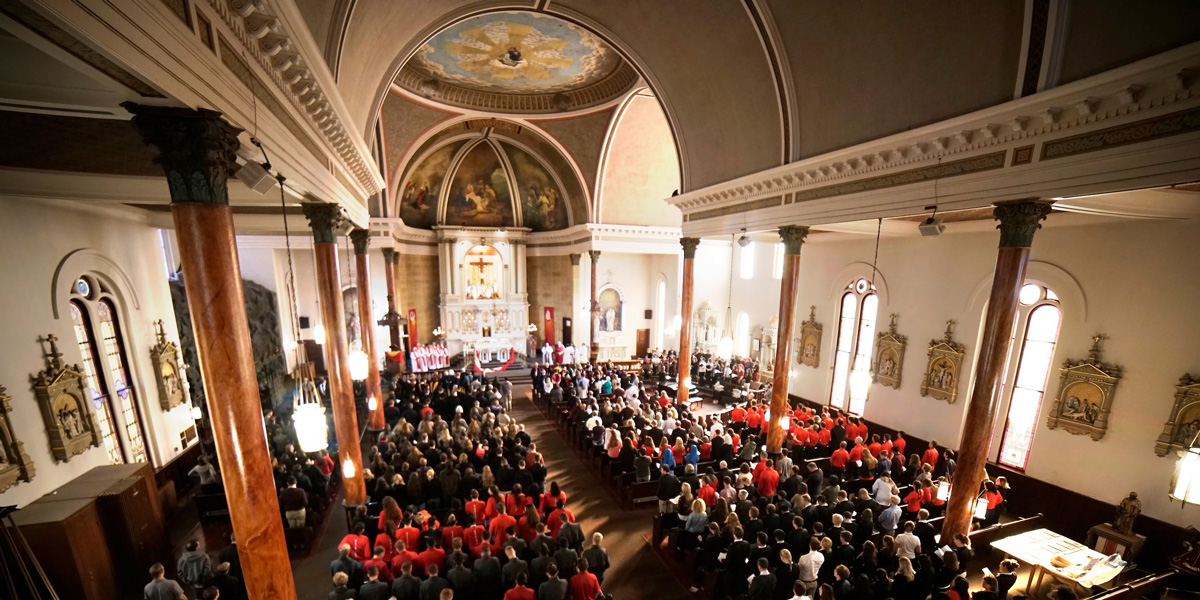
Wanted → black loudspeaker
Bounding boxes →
[299,316,310,328]
[645,309,653,319]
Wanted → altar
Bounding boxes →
[436,227,531,361]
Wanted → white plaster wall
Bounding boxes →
[589,252,679,358]
[694,217,1200,528]
[597,94,682,227]
[0,200,192,508]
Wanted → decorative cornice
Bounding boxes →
[204,0,381,194]
[123,103,242,206]
[350,228,371,254]
[778,225,810,255]
[301,203,343,244]
[680,237,701,259]
[668,41,1200,229]
[994,199,1054,248]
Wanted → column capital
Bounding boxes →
[588,250,601,263]
[994,199,1054,248]
[350,228,371,255]
[382,248,397,264]
[301,203,344,244]
[123,103,242,206]
[778,225,810,255]
[680,237,701,259]
[569,253,581,266]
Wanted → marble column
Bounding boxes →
[125,103,297,600]
[676,238,700,404]
[301,203,367,506]
[588,250,601,362]
[941,199,1054,541]
[569,253,581,346]
[351,229,384,430]
[380,248,402,352]
[766,226,810,454]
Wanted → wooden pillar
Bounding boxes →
[766,226,810,454]
[351,229,385,430]
[380,248,401,351]
[301,204,367,506]
[942,199,1054,541]
[125,103,297,600]
[676,238,700,404]
[588,249,601,362]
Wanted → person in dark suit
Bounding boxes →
[914,510,937,557]
[390,561,421,600]
[723,526,753,597]
[995,559,1019,600]
[832,565,853,600]
[806,462,826,498]
[419,564,448,600]
[359,566,391,600]
[974,575,1000,600]
[446,556,474,597]
[746,557,777,600]
[474,546,503,600]
[538,563,568,600]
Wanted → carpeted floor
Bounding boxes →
[288,381,693,600]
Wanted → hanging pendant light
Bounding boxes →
[349,344,369,381]
[342,458,356,478]
[293,379,328,452]
[1170,435,1200,507]
[367,396,378,411]
[191,403,203,421]
[312,322,326,344]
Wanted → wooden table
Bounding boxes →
[991,528,1124,596]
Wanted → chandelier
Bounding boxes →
[292,380,328,453]
[1171,434,1200,507]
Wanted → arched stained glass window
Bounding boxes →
[97,299,147,463]
[68,299,123,464]
[829,279,878,415]
[996,284,1062,470]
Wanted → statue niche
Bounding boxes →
[464,244,503,300]
[597,287,623,332]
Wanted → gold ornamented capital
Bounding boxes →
[569,253,581,266]
[680,237,701,259]
[301,203,344,244]
[382,248,397,264]
[123,103,242,206]
[588,250,601,264]
[994,199,1054,248]
[350,228,371,255]
[778,225,810,255]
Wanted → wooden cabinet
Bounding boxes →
[9,498,118,600]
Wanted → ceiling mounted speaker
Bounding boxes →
[236,160,276,194]
[919,217,945,237]
[737,235,750,247]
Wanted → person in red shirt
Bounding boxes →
[746,405,763,431]
[698,478,717,506]
[374,521,397,563]
[377,496,404,532]
[506,485,531,516]
[569,558,602,600]
[818,425,831,447]
[881,434,894,457]
[922,440,940,470]
[830,441,850,479]
[462,515,485,549]
[390,539,420,574]
[848,439,865,463]
[868,434,883,458]
[338,523,372,561]
[465,489,487,524]
[756,458,780,496]
[417,539,447,577]
[316,450,334,476]
[893,432,907,459]
[363,545,394,584]
[396,518,421,552]
[525,443,543,468]
[505,572,536,600]
[541,482,567,516]
[730,404,747,424]
[730,432,741,453]
[904,481,925,519]
[440,513,464,549]
[485,486,505,520]
[518,504,541,542]
[699,440,712,460]
[547,500,575,540]
[489,503,518,545]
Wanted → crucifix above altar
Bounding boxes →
[435,227,532,359]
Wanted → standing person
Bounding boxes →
[657,464,681,516]
[279,476,309,529]
[895,521,922,559]
[539,563,569,600]
[328,573,355,600]
[878,496,902,538]
[581,533,610,584]
[177,540,212,599]
[144,563,187,600]
[746,557,777,600]
[188,455,218,485]
[568,558,602,600]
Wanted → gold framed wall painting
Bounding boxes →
[1154,374,1200,456]
[872,314,906,389]
[919,320,965,403]
[150,320,186,410]
[0,385,35,492]
[1046,335,1122,441]
[797,306,822,368]
[31,335,102,462]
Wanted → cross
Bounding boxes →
[1088,333,1107,361]
[154,319,167,344]
[469,257,490,271]
[944,320,956,340]
[40,334,65,371]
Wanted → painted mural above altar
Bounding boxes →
[504,143,568,232]
[445,142,515,228]
[400,140,465,229]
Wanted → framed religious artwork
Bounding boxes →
[920,320,966,403]
[1046,335,1123,441]
[0,384,35,493]
[797,306,822,368]
[872,314,907,389]
[30,334,102,462]
[149,320,186,411]
[1154,374,1200,456]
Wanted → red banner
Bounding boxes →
[407,309,419,346]
[542,307,555,345]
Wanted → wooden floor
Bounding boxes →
[288,381,694,600]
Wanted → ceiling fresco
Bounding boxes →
[408,11,622,94]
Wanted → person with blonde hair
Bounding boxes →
[328,572,353,600]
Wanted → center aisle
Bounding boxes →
[508,382,693,600]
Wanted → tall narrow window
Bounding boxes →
[996,284,1062,470]
[829,279,878,414]
[97,299,147,463]
[655,279,667,350]
[68,300,124,465]
[772,243,784,279]
[735,312,750,357]
[739,242,755,280]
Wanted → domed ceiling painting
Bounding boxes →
[409,11,623,94]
